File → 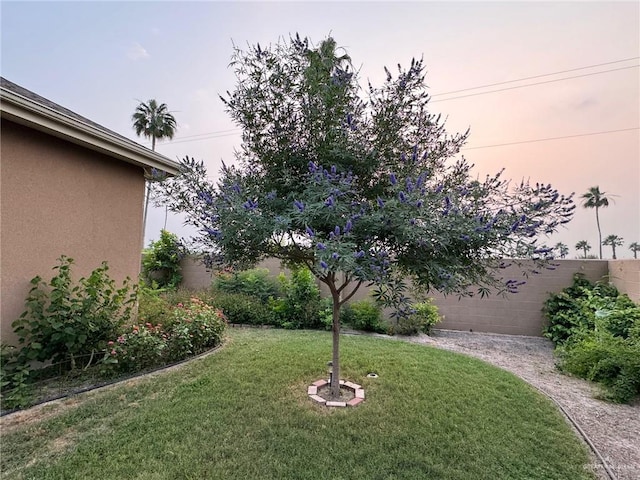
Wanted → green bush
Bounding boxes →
[341,300,387,333]
[542,273,599,346]
[209,292,276,326]
[391,300,442,335]
[1,344,32,410]
[12,256,136,370]
[213,268,279,303]
[560,332,640,403]
[142,230,184,289]
[273,267,323,329]
[543,272,640,404]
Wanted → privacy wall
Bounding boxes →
[181,257,638,337]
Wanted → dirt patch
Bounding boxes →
[403,329,640,480]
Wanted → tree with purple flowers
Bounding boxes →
[159,35,575,398]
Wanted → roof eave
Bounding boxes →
[0,89,180,175]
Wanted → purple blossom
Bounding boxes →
[198,191,213,205]
[305,226,315,237]
[308,161,318,173]
[242,199,258,211]
[317,243,326,250]
[406,178,414,193]
[435,185,443,194]
[334,225,341,236]
[415,200,423,208]
[354,250,365,258]
[320,261,328,270]
[204,227,221,238]
[294,200,305,212]
[411,145,418,162]
[398,191,406,203]
[331,165,337,175]
[344,219,353,233]
[324,196,334,207]
[377,197,385,208]
[266,191,276,200]
[332,252,340,260]
[390,173,397,185]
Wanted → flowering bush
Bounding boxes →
[103,323,167,374]
[102,297,226,375]
[167,298,226,360]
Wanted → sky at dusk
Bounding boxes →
[2,1,639,258]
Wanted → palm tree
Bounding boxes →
[132,99,177,241]
[575,240,591,259]
[629,242,640,259]
[554,242,569,259]
[581,186,610,259]
[602,234,624,259]
[132,99,177,151]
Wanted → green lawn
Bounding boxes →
[1,329,595,479]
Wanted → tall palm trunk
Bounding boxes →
[595,207,602,259]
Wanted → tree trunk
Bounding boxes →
[330,293,341,398]
[596,207,602,259]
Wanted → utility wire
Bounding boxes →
[431,65,639,103]
[462,127,639,150]
[148,60,639,146]
[432,56,639,97]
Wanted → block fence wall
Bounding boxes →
[180,257,640,337]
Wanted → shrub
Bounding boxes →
[167,298,226,359]
[273,267,324,329]
[542,274,617,346]
[391,300,442,335]
[103,323,167,374]
[12,256,136,370]
[544,272,640,404]
[213,268,279,303]
[560,332,640,403]
[1,344,32,410]
[103,297,226,374]
[137,285,174,326]
[142,230,185,289]
[341,300,387,333]
[209,292,276,326]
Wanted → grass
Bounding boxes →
[1,328,595,479]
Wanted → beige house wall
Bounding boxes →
[1,120,145,345]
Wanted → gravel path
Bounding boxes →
[404,329,640,480]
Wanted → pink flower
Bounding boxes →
[111,349,117,356]
[108,341,114,346]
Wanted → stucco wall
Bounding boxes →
[1,120,145,345]
[608,259,640,303]
[181,257,632,336]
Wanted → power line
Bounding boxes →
[431,56,639,97]
[431,65,639,103]
[462,127,639,150]
[149,59,639,146]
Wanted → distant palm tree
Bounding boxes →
[554,242,569,259]
[602,234,624,259]
[581,186,611,259]
[132,99,177,241]
[575,240,591,259]
[630,242,640,259]
[132,99,177,151]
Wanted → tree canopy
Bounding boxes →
[159,35,575,396]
